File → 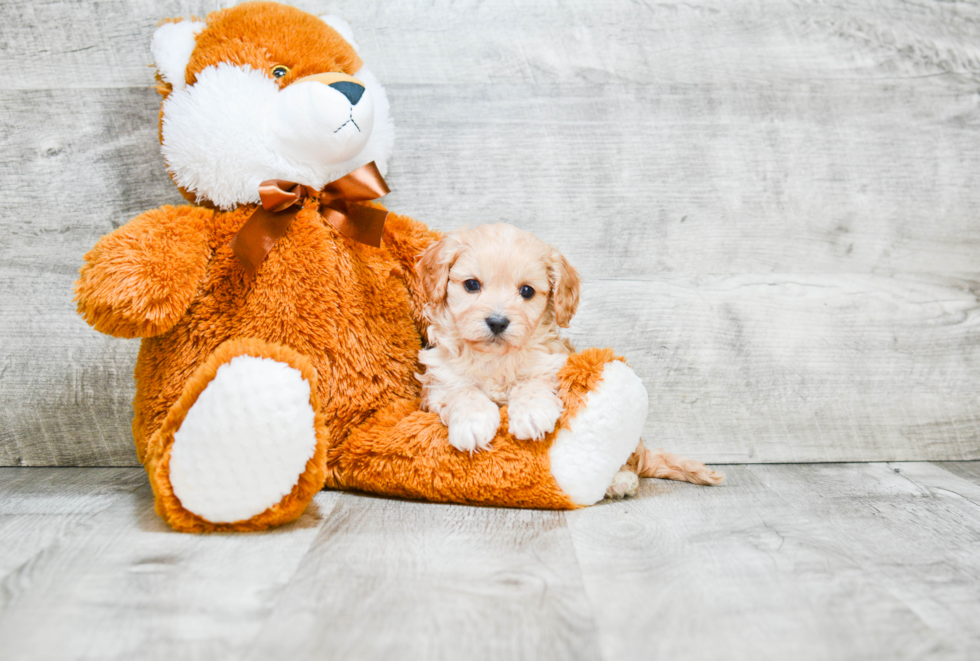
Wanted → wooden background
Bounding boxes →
[2,0,979,466]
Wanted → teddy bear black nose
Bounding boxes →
[329,81,365,106]
[485,315,510,336]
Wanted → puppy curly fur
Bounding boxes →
[415,223,725,492]
[416,224,580,452]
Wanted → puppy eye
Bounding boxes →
[520,285,535,300]
[271,65,290,79]
[463,279,481,293]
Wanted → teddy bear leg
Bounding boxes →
[328,348,653,509]
[546,349,650,507]
[143,339,329,532]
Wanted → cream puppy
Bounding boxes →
[416,224,580,452]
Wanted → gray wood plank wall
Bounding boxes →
[2,0,979,465]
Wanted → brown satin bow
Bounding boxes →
[229,161,390,275]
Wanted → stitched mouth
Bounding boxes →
[333,109,361,134]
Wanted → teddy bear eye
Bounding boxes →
[463,279,481,293]
[520,285,535,300]
[271,65,290,79]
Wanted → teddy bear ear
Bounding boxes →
[319,15,360,54]
[151,20,207,91]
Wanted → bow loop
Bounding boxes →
[317,161,390,206]
[230,162,390,275]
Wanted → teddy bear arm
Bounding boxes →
[75,205,212,338]
[382,211,443,338]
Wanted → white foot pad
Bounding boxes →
[169,356,318,523]
[549,361,648,506]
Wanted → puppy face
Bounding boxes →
[418,224,580,352]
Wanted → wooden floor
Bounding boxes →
[0,464,978,660]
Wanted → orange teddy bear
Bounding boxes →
[74,2,721,533]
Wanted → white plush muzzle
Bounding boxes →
[160,63,393,210]
[270,78,375,165]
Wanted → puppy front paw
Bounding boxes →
[507,391,563,441]
[448,399,501,453]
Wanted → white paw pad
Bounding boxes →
[549,361,649,506]
[169,356,318,523]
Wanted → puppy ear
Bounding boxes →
[417,235,462,305]
[549,252,580,328]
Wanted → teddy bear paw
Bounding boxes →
[549,360,649,506]
[168,355,319,524]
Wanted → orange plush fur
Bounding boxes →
[74,3,590,531]
[74,2,718,532]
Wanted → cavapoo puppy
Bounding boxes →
[414,223,725,496]
[416,223,579,453]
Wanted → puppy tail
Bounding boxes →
[624,439,725,486]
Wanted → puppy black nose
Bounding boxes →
[328,80,365,105]
[486,315,510,336]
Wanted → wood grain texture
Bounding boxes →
[0,481,338,661]
[2,464,980,660]
[248,493,601,661]
[6,0,980,90]
[386,80,980,276]
[935,461,980,486]
[751,462,980,657]
[0,0,222,90]
[0,468,143,583]
[0,86,179,466]
[0,467,144,514]
[2,0,979,464]
[568,275,980,462]
[568,462,980,661]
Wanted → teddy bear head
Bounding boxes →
[151,2,393,210]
